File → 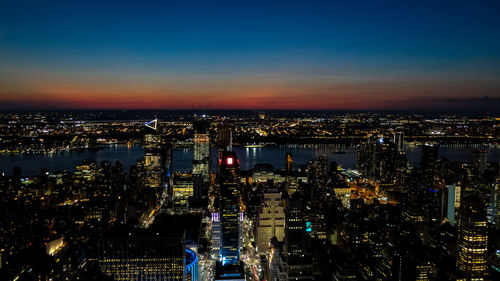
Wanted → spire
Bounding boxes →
[144,118,157,130]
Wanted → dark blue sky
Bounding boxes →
[1,0,499,110]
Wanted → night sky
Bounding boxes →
[1,0,499,111]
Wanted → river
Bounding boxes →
[1,144,499,177]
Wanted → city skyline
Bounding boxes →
[0,111,499,280]
[1,0,500,111]
[1,1,500,279]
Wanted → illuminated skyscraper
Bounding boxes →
[285,151,297,195]
[144,134,164,188]
[211,212,222,258]
[392,132,404,152]
[172,173,194,211]
[185,249,199,281]
[256,187,285,255]
[457,194,488,280]
[445,184,461,225]
[218,151,241,266]
[285,152,293,174]
[193,119,211,184]
[75,159,97,182]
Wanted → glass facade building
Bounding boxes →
[218,151,241,266]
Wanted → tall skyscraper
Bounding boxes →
[457,194,488,280]
[285,193,313,280]
[256,187,285,255]
[144,134,164,188]
[285,151,297,195]
[392,132,404,152]
[211,212,222,258]
[172,173,194,211]
[193,119,211,184]
[216,123,232,152]
[445,184,461,225]
[468,149,488,177]
[218,151,241,266]
[421,144,438,169]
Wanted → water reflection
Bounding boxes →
[1,144,500,176]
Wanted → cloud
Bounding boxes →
[392,95,500,112]
[442,95,500,104]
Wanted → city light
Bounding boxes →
[0,1,498,280]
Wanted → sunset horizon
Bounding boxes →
[1,0,499,111]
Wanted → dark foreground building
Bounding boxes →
[216,151,245,280]
[98,215,200,281]
[218,151,241,266]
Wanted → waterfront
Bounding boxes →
[1,144,500,177]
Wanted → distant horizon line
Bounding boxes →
[1,108,498,114]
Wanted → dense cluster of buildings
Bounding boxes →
[0,112,500,281]
[1,111,498,155]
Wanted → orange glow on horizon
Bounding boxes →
[0,79,495,110]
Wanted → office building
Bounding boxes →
[215,263,245,281]
[216,123,232,152]
[256,187,285,255]
[446,184,461,225]
[421,144,438,169]
[193,119,211,184]
[218,151,241,266]
[211,212,222,258]
[284,193,313,280]
[144,134,164,188]
[457,194,488,280]
[172,173,194,211]
[75,159,97,182]
[468,149,488,177]
[392,132,404,152]
[98,226,185,281]
[99,214,201,281]
[185,248,199,281]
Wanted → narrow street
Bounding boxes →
[241,217,262,281]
